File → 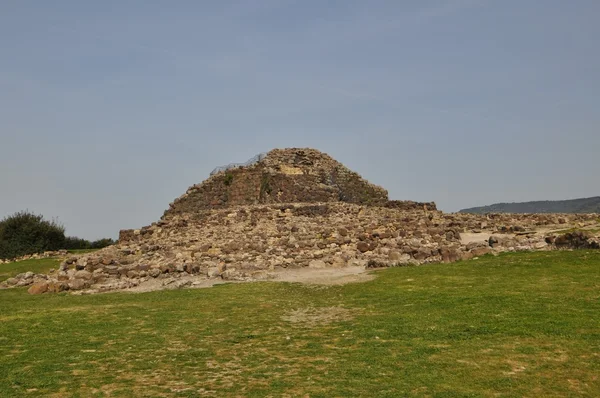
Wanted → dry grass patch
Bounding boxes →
[281,306,355,327]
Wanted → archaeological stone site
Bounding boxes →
[3,148,599,295]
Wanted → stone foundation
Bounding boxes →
[4,203,598,294]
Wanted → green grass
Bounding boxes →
[0,258,61,282]
[1,251,599,397]
[0,249,99,281]
[67,249,101,255]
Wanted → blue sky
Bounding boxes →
[1,0,599,239]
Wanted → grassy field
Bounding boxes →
[67,249,102,255]
[0,250,100,282]
[0,258,60,282]
[1,251,599,397]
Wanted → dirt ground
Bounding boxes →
[102,265,376,295]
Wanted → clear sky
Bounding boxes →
[1,0,598,240]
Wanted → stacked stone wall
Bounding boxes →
[164,148,390,217]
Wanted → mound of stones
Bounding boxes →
[1,148,598,294]
[4,203,597,295]
[547,230,600,249]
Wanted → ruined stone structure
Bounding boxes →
[165,148,415,215]
[2,148,598,294]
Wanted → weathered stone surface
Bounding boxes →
[488,236,499,248]
[68,279,88,291]
[75,270,93,280]
[127,270,140,278]
[47,282,69,293]
[440,247,461,263]
[308,260,327,269]
[28,282,49,295]
[148,268,161,278]
[356,242,370,253]
[471,247,492,257]
[207,267,221,278]
[554,231,599,249]
[389,251,411,263]
[4,277,18,286]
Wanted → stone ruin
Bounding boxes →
[165,148,397,214]
[2,148,599,294]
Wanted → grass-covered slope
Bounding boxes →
[1,251,599,397]
[460,196,600,214]
[0,258,60,282]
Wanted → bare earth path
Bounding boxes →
[108,266,375,295]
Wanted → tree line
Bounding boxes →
[0,211,115,260]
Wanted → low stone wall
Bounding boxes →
[385,200,437,211]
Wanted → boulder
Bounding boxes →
[488,236,499,248]
[148,268,161,278]
[101,256,115,266]
[471,247,492,257]
[439,247,460,263]
[4,277,18,286]
[68,279,88,291]
[75,270,93,280]
[207,267,221,278]
[47,282,69,293]
[126,270,140,278]
[389,251,411,263]
[28,282,49,295]
[357,241,371,253]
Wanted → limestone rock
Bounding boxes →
[148,268,161,278]
[28,282,49,295]
[471,247,492,257]
[68,279,88,291]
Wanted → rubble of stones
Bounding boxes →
[4,202,598,295]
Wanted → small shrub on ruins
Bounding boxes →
[223,173,234,186]
[260,174,273,197]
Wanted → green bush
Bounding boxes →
[90,238,115,249]
[63,237,115,250]
[0,211,66,260]
[0,211,116,259]
[223,173,234,186]
[63,236,92,250]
